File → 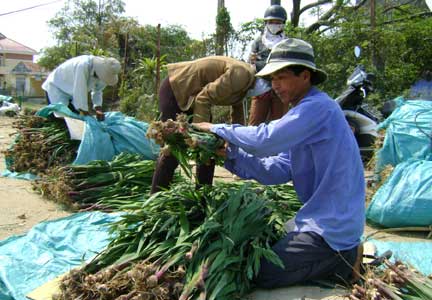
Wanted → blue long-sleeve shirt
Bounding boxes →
[42,55,106,112]
[211,87,365,251]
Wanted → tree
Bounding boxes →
[48,0,125,48]
[309,8,432,106]
[215,0,234,55]
[38,0,126,70]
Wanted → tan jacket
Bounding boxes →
[167,56,256,123]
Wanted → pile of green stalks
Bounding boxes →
[350,260,432,300]
[146,114,225,178]
[32,152,171,211]
[2,114,79,175]
[56,181,301,300]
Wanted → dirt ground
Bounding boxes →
[0,117,70,240]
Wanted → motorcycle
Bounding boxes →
[0,95,20,117]
[335,46,380,162]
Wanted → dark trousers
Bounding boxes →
[150,78,215,194]
[255,230,357,289]
[248,90,288,126]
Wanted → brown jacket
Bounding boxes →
[167,56,256,123]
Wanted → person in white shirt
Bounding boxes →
[42,55,121,121]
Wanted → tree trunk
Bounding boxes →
[291,0,301,27]
[155,24,161,102]
[216,0,225,55]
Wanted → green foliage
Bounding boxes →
[229,19,264,59]
[307,6,432,110]
[37,45,73,70]
[89,48,112,56]
[38,0,125,69]
[118,24,208,120]
[48,0,124,44]
[118,88,157,122]
[118,55,167,121]
[215,6,234,55]
[38,0,432,121]
[132,55,167,92]
[39,1,208,121]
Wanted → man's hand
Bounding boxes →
[95,106,105,121]
[249,53,257,64]
[192,122,213,132]
[79,109,89,116]
[215,142,228,158]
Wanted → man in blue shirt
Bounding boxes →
[194,38,365,287]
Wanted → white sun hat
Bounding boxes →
[93,56,122,86]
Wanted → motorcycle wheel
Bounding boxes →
[347,119,375,164]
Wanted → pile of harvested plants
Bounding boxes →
[350,260,432,300]
[365,129,386,172]
[33,152,181,210]
[55,182,301,300]
[53,261,185,300]
[146,114,224,178]
[2,114,79,175]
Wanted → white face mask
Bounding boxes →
[266,23,284,35]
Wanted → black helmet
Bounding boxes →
[264,5,287,23]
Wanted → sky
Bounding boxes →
[0,0,304,58]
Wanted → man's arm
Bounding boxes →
[91,81,106,121]
[211,98,330,157]
[224,144,292,185]
[91,80,105,108]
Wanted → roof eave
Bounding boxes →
[0,50,37,55]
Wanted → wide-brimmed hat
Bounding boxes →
[256,38,327,84]
[93,56,122,86]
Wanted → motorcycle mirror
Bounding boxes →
[354,46,361,58]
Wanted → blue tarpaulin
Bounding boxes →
[376,98,432,172]
[371,239,432,276]
[0,212,120,300]
[37,104,160,164]
[366,159,432,227]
